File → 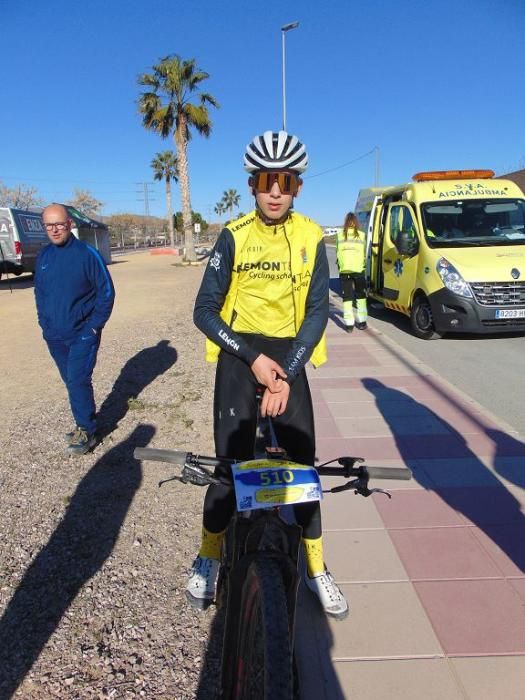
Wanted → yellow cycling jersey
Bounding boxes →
[205,210,328,367]
[231,215,295,337]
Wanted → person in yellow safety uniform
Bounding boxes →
[336,212,367,332]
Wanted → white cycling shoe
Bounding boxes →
[186,555,220,610]
[305,568,349,620]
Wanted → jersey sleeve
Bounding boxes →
[282,238,329,382]
[193,229,259,366]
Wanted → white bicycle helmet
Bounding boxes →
[244,130,308,174]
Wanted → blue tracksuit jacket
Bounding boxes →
[34,236,115,341]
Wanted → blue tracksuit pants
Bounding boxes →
[46,332,101,434]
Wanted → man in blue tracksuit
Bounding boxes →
[35,203,115,455]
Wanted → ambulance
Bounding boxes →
[355,170,525,338]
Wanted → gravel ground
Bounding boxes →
[0,253,222,699]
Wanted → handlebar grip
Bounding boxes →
[366,466,412,480]
[134,448,188,466]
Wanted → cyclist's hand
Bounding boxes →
[251,354,287,392]
[261,383,290,418]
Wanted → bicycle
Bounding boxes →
[134,444,411,699]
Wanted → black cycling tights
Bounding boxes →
[202,335,322,540]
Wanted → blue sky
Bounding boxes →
[2,0,524,226]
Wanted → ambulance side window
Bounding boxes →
[390,205,418,256]
[389,207,402,244]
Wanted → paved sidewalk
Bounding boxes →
[295,297,525,700]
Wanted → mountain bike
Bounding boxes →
[134,444,411,699]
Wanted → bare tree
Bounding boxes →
[0,181,43,209]
[68,189,104,217]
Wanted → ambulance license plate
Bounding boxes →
[495,309,525,319]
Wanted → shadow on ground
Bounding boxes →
[0,424,156,699]
[362,377,525,574]
[97,339,178,440]
[0,341,179,697]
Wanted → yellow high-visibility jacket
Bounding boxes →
[336,228,366,273]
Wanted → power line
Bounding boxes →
[0,174,157,187]
[304,148,377,180]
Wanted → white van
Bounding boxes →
[0,207,48,279]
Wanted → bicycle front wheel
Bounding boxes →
[233,559,293,700]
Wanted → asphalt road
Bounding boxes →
[326,245,525,436]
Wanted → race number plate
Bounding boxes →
[231,459,322,512]
[495,309,525,319]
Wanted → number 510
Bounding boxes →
[259,470,294,486]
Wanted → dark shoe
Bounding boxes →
[345,325,354,333]
[67,428,97,456]
[356,322,368,330]
[64,426,80,445]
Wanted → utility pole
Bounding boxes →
[136,182,155,247]
[374,147,381,186]
[136,182,155,215]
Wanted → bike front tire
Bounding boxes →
[232,558,293,700]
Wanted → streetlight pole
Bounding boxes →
[374,146,381,186]
[281,21,299,132]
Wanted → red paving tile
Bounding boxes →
[373,489,465,528]
[415,458,503,488]
[314,416,343,439]
[317,436,405,462]
[309,314,525,694]
[436,486,525,526]
[414,579,525,654]
[389,527,502,580]
[470,525,525,576]
[509,578,525,602]
[395,434,481,459]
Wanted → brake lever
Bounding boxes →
[324,478,360,494]
[158,464,223,488]
[158,474,182,488]
[356,486,392,499]
[325,479,392,499]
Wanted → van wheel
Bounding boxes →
[410,296,442,340]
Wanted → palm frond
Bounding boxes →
[185,104,212,137]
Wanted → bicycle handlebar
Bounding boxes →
[133,448,412,482]
[133,448,231,469]
[134,448,187,465]
[318,465,410,480]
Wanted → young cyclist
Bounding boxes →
[336,212,367,332]
[190,130,348,620]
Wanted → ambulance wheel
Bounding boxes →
[410,295,442,340]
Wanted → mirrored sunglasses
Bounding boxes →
[252,171,300,195]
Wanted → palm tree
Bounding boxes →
[221,189,241,218]
[214,201,226,221]
[151,151,178,248]
[138,54,219,261]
